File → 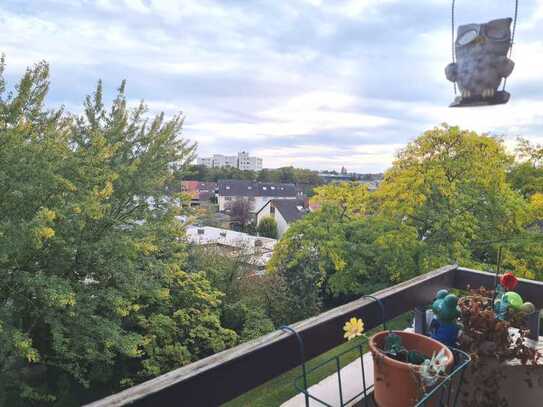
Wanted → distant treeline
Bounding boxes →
[183,165,324,185]
[182,164,383,184]
[319,170,384,182]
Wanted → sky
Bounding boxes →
[2,0,543,172]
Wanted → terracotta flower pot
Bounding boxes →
[369,331,454,407]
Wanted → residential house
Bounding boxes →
[181,181,217,206]
[217,180,298,213]
[256,199,308,238]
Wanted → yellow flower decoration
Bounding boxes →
[343,317,364,341]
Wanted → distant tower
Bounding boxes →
[341,166,347,175]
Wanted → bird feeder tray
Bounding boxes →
[449,90,510,107]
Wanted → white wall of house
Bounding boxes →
[252,196,272,213]
[218,195,234,212]
[274,210,289,238]
[257,202,272,220]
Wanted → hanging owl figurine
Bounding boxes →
[445,18,515,107]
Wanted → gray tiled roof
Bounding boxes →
[218,180,297,197]
[264,199,307,223]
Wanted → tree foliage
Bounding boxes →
[312,182,370,219]
[184,164,323,188]
[376,124,527,265]
[268,205,423,323]
[257,217,278,239]
[228,198,253,232]
[270,125,543,322]
[186,245,275,342]
[0,59,236,405]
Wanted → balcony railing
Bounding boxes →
[86,265,542,407]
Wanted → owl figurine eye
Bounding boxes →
[457,29,478,45]
[486,21,510,40]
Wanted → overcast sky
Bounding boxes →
[2,0,543,172]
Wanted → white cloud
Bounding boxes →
[2,0,543,172]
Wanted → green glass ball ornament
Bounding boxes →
[503,291,523,310]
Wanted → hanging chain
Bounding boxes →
[452,0,457,95]
[502,0,519,91]
[451,0,519,94]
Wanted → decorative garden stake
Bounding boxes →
[493,270,535,320]
[445,0,518,107]
[430,289,460,347]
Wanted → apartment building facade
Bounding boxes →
[197,151,263,171]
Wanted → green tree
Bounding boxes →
[0,59,236,405]
[312,182,370,218]
[516,137,543,167]
[509,138,543,200]
[269,125,541,323]
[228,198,252,232]
[508,162,543,199]
[375,124,528,266]
[268,205,422,323]
[257,217,278,239]
[186,246,276,341]
[184,165,256,182]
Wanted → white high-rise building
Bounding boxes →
[238,151,263,171]
[197,151,263,171]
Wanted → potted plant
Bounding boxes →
[368,330,454,407]
[343,314,455,407]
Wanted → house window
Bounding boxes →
[225,196,232,201]
[226,186,231,190]
[262,186,267,190]
[270,206,275,215]
[197,228,205,235]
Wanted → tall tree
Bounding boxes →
[375,124,527,266]
[0,59,236,405]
